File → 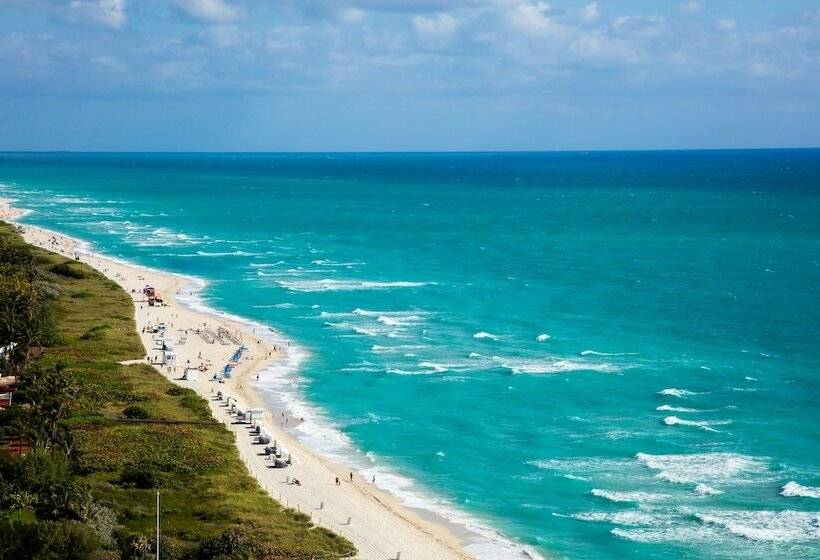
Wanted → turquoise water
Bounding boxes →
[1,151,819,559]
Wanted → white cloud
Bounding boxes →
[68,0,126,29]
[570,31,639,63]
[175,0,239,24]
[579,2,599,24]
[413,13,459,45]
[613,14,666,38]
[506,1,570,39]
[678,1,702,13]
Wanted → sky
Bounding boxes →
[0,0,819,151]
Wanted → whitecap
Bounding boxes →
[418,361,451,373]
[572,511,659,526]
[536,333,551,342]
[580,350,638,356]
[658,388,696,398]
[636,452,768,484]
[311,259,365,266]
[781,481,820,498]
[662,415,731,431]
[591,489,667,503]
[611,525,724,543]
[656,404,701,412]
[694,484,723,496]
[497,356,622,375]
[696,510,820,542]
[278,279,430,292]
[195,250,258,256]
[473,331,499,340]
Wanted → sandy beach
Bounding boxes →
[1,198,474,560]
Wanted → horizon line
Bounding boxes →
[1,146,819,155]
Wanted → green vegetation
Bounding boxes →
[0,221,355,559]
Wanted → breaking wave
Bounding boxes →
[591,489,668,503]
[496,356,622,375]
[636,452,768,484]
[662,416,732,432]
[277,279,430,292]
[781,481,820,498]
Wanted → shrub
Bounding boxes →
[122,405,150,420]
[166,386,186,396]
[118,462,164,489]
[51,261,86,279]
[6,448,86,520]
[117,532,152,560]
[0,519,100,560]
[180,393,211,420]
[198,527,267,560]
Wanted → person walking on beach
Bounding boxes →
[335,476,340,486]
[349,472,353,483]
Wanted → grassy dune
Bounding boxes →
[0,221,355,559]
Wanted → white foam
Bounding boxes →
[473,331,499,340]
[496,356,622,375]
[536,333,551,342]
[662,416,731,431]
[694,484,724,496]
[311,259,365,266]
[781,481,820,498]
[658,388,696,398]
[370,344,426,354]
[418,361,451,373]
[46,195,99,204]
[591,489,667,503]
[656,404,701,412]
[572,511,659,525]
[580,350,638,356]
[696,510,820,542]
[377,314,423,327]
[358,455,545,560]
[636,452,768,484]
[277,279,429,292]
[196,250,257,256]
[611,525,725,543]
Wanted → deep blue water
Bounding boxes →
[2,151,819,559]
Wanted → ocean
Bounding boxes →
[1,150,819,559]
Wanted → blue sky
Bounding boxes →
[0,0,819,151]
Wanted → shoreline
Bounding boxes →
[0,197,478,560]
[0,196,544,560]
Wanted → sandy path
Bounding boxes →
[1,199,474,560]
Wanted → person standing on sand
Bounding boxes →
[335,476,340,486]
[349,472,353,483]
